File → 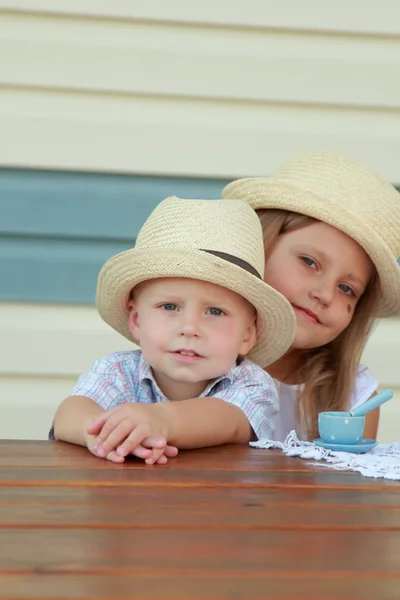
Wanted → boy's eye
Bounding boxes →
[300,256,317,268]
[338,284,355,297]
[161,303,178,311]
[207,307,224,316]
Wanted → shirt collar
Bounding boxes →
[137,353,168,400]
[137,351,239,398]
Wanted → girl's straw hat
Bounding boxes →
[222,152,400,317]
[96,196,296,367]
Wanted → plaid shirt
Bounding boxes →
[49,350,278,440]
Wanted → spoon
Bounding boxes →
[349,389,393,418]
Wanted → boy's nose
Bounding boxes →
[178,312,201,337]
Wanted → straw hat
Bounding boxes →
[96,196,296,367]
[222,153,400,317]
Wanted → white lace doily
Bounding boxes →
[251,430,400,480]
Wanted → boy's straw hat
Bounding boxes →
[96,196,296,367]
[222,152,400,317]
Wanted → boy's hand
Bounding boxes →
[86,435,126,464]
[87,404,176,465]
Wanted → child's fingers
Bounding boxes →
[95,419,135,456]
[141,435,168,450]
[130,445,153,460]
[154,453,168,465]
[105,450,125,463]
[145,447,167,465]
[140,437,178,460]
[164,445,179,458]
[87,440,125,464]
[115,423,152,457]
[87,410,114,435]
[92,413,122,445]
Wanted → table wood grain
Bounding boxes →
[0,440,399,599]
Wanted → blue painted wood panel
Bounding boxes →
[0,169,229,303]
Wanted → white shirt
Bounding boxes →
[272,365,378,442]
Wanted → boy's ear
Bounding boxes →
[127,299,140,341]
[238,317,257,357]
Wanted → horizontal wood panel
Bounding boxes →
[2,90,400,181]
[0,529,399,572]
[1,465,399,488]
[1,0,400,35]
[2,384,398,443]
[0,238,129,303]
[2,304,399,380]
[0,169,227,238]
[0,169,228,302]
[1,439,399,599]
[1,484,400,507]
[1,13,399,109]
[1,502,399,530]
[1,573,399,600]
[0,303,399,443]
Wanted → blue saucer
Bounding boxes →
[314,438,378,454]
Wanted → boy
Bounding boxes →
[51,197,296,464]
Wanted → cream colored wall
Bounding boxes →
[0,2,400,180]
[0,3,399,442]
[0,303,399,443]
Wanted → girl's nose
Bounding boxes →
[309,280,335,306]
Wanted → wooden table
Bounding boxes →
[1,440,400,599]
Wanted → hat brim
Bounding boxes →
[96,247,297,367]
[223,178,400,317]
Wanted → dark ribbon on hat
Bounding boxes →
[200,249,262,279]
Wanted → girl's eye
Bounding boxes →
[338,284,355,297]
[161,303,178,311]
[207,307,224,316]
[300,256,317,269]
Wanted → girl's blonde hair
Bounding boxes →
[257,209,382,440]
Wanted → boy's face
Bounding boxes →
[127,278,257,401]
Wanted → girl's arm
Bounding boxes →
[363,392,380,439]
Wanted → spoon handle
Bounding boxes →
[350,389,393,418]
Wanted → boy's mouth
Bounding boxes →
[171,349,204,359]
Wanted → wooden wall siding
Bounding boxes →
[0,7,400,181]
[0,303,399,443]
[1,2,399,444]
[1,0,400,35]
[0,169,228,303]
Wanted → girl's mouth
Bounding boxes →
[292,305,321,324]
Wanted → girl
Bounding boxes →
[222,152,400,441]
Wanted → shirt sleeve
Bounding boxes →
[211,361,279,441]
[68,354,133,410]
[48,353,133,440]
[348,365,379,411]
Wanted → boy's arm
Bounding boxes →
[53,395,180,464]
[153,397,254,448]
[156,364,278,449]
[91,397,252,459]
[53,395,104,446]
[94,367,277,458]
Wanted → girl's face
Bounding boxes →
[264,221,374,350]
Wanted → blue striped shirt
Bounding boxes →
[51,350,279,440]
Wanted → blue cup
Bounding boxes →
[318,411,365,445]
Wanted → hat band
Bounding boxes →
[200,249,262,279]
